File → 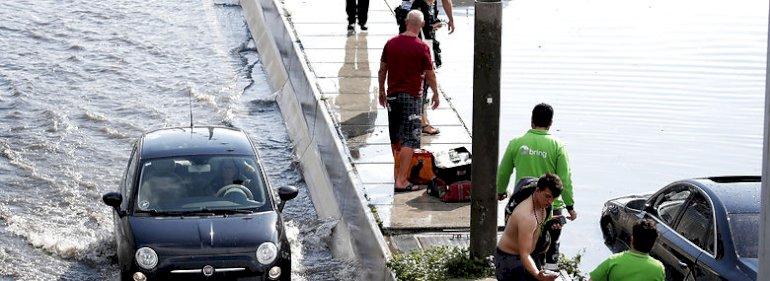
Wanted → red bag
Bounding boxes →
[439,180,472,202]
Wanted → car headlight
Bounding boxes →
[135,247,158,270]
[256,242,278,265]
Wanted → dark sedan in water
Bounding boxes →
[102,126,298,281]
[600,176,759,281]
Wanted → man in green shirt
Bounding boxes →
[496,103,576,267]
[590,219,665,281]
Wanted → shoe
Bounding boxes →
[359,24,368,31]
[544,263,558,271]
[394,182,424,192]
[347,24,355,31]
[421,124,440,135]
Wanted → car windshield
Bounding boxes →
[134,155,270,214]
[728,213,758,258]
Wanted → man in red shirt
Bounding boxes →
[378,10,440,190]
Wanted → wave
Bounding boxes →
[100,127,128,139]
[43,110,77,133]
[213,0,241,7]
[0,207,116,265]
[83,111,107,122]
[285,218,360,280]
[0,141,36,174]
[67,44,85,51]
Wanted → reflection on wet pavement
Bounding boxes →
[334,33,376,139]
[282,0,490,231]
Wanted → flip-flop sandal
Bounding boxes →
[394,182,424,192]
[422,125,440,135]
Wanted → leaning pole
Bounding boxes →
[760,3,770,280]
[470,0,502,260]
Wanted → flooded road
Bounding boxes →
[437,0,767,271]
[0,0,356,280]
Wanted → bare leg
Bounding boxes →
[395,146,414,188]
[391,143,400,182]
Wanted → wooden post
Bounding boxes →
[470,0,502,260]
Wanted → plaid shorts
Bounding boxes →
[387,93,422,148]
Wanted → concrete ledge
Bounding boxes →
[241,0,393,280]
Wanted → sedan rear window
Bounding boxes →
[728,213,758,259]
[135,155,269,214]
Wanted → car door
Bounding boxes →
[116,145,139,268]
[675,192,722,281]
[664,190,720,281]
[643,184,695,280]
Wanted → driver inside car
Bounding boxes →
[207,158,259,202]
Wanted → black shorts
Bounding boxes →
[386,93,422,148]
[494,248,536,281]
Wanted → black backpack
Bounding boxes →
[394,1,411,30]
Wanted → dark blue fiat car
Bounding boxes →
[102,126,298,281]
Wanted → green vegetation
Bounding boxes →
[367,204,384,231]
[387,246,588,281]
[387,246,492,281]
[558,250,587,281]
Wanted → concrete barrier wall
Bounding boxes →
[240,0,393,280]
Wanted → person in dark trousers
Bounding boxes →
[497,103,577,269]
[495,174,562,281]
[346,0,370,31]
[378,10,440,191]
[589,219,665,281]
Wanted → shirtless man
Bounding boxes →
[495,173,563,281]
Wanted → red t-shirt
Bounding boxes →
[380,34,433,97]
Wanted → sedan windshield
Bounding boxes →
[135,155,270,214]
[728,213,758,259]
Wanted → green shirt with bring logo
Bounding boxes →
[496,129,574,209]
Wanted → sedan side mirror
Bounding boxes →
[642,202,653,213]
[102,192,126,217]
[277,186,298,211]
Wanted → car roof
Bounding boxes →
[691,176,760,214]
[139,126,255,159]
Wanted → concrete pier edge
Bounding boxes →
[241,0,394,280]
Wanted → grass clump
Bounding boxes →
[386,246,493,281]
[557,250,587,281]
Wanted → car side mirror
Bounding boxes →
[643,203,655,214]
[102,192,126,217]
[277,186,298,211]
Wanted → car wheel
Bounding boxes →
[601,218,616,245]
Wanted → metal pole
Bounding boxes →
[470,0,502,260]
[758,3,770,279]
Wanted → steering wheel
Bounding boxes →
[215,184,254,200]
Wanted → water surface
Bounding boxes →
[437,0,767,271]
[0,0,356,279]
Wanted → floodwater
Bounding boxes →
[0,0,356,280]
[437,0,767,272]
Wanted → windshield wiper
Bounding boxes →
[140,209,188,216]
[213,209,254,214]
[196,207,254,215]
[139,208,253,216]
